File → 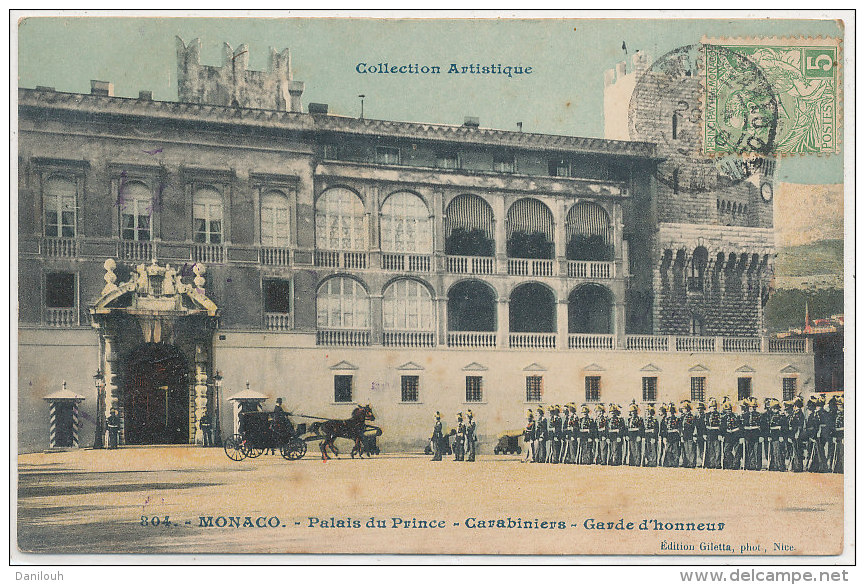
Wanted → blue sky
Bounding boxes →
[18,16,843,183]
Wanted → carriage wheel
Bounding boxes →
[244,444,266,458]
[280,439,307,461]
[223,435,247,461]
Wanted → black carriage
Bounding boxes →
[223,411,308,461]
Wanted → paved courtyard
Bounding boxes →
[17,446,843,557]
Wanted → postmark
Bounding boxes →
[704,37,842,154]
[629,44,778,194]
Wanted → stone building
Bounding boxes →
[17,40,813,453]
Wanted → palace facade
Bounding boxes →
[17,40,814,452]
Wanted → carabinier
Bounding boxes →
[720,397,743,470]
[563,403,578,464]
[679,400,698,468]
[642,404,658,467]
[594,403,609,465]
[741,397,763,471]
[431,411,444,461]
[453,412,466,461]
[813,394,833,473]
[760,397,772,469]
[465,410,477,462]
[767,399,787,472]
[788,396,806,472]
[663,403,682,467]
[626,400,644,467]
[694,401,707,468]
[577,405,596,465]
[534,407,548,463]
[830,396,843,474]
[523,409,536,463]
[656,404,668,468]
[548,405,562,464]
[607,404,626,466]
[703,398,723,469]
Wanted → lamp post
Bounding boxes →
[93,370,105,448]
[213,371,223,446]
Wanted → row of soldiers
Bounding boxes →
[522,394,843,473]
[430,410,478,462]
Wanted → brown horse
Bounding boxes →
[312,405,375,461]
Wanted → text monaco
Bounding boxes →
[356,63,533,77]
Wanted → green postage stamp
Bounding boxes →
[703,37,842,155]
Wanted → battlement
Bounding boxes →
[603,51,650,88]
[175,37,304,112]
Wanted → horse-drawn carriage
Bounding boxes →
[223,404,380,461]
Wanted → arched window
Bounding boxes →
[383,279,434,331]
[315,188,366,250]
[261,189,290,247]
[444,194,495,257]
[43,176,77,237]
[510,283,556,333]
[120,181,152,241]
[381,192,431,254]
[688,246,709,292]
[506,198,554,259]
[193,185,223,244]
[568,284,613,334]
[316,277,370,329]
[447,280,496,331]
[565,202,612,261]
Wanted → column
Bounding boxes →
[555,199,567,275]
[434,190,445,272]
[497,298,509,348]
[493,196,507,274]
[193,342,209,445]
[614,300,626,349]
[436,295,447,346]
[370,294,383,345]
[102,333,122,445]
[557,298,569,350]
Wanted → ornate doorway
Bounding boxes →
[123,342,190,444]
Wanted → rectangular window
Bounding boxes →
[334,375,353,403]
[782,377,797,402]
[585,376,601,402]
[549,158,570,177]
[323,144,342,160]
[193,188,223,245]
[264,279,292,314]
[401,375,420,403]
[436,151,460,169]
[737,377,752,401]
[376,146,400,165]
[525,376,543,402]
[45,272,75,308]
[465,376,483,403]
[493,153,515,173]
[690,377,706,402]
[642,376,658,402]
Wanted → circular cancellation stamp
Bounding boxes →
[629,44,779,194]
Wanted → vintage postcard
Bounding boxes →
[13,12,852,564]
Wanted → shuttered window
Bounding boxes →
[44,176,77,238]
[261,190,290,247]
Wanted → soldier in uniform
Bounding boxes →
[626,400,644,467]
[577,405,596,465]
[199,412,213,447]
[431,412,444,461]
[767,399,787,471]
[453,412,466,461]
[548,405,562,464]
[720,397,743,470]
[607,404,626,466]
[811,395,833,473]
[106,408,120,449]
[594,403,609,465]
[642,404,658,467]
[760,397,772,469]
[830,396,843,473]
[694,401,707,468]
[680,400,698,468]
[657,404,668,467]
[534,407,548,463]
[741,397,763,471]
[663,402,682,467]
[788,396,806,472]
[563,403,578,464]
[703,398,722,469]
[523,409,536,463]
[465,410,478,462]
